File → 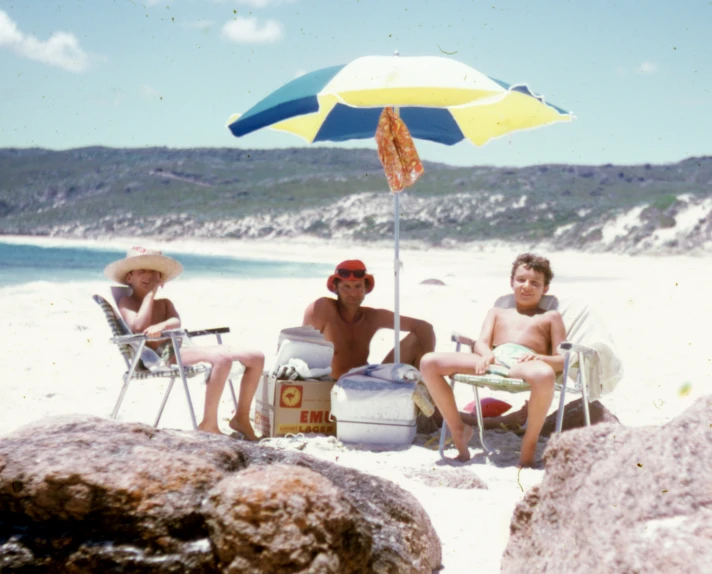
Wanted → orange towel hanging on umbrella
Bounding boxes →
[375,107,424,193]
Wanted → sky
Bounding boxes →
[0,0,710,167]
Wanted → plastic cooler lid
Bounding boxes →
[277,326,334,348]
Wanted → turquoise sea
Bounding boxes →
[0,240,332,287]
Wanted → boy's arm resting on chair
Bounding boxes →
[143,298,181,339]
[472,308,497,374]
[119,286,181,339]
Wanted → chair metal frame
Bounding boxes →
[93,294,239,429]
[438,303,598,461]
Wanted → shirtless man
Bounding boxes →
[419,253,565,467]
[104,246,264,439]
[302,259,436,379]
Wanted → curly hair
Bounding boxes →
[510,253,554,286]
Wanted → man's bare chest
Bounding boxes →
[324,318,377,346]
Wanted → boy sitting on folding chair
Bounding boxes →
[104,247,264,439]
[420,253,565,467]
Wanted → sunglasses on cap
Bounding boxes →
[337,268,366,279]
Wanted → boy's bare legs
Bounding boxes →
[227,348,264,440]
[382,332,434,369]
[179,346,231,434]
[420,352,477,462]
[508,361,555,468]
[179,346,264,439]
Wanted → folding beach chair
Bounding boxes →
[93,286,239,429]
[438,294,622,460]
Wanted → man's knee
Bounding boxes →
[411,325,435,353]
[400,331,420,350]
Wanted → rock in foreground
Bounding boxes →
[502,395,712,574]
[0,415,441,573]
[538,397,620,437]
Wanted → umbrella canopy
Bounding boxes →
[228,55,573,146]
[228,55,574,362]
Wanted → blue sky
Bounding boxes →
[0,0,710,167]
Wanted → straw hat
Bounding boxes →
[104,246,183,285]
[326,259,375,294]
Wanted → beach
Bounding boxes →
[1,236,710,573]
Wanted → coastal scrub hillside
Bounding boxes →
[1,147,711,254]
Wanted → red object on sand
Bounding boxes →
[464,398,512,418]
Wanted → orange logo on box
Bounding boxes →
[280,385,303,408]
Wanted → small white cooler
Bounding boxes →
[274,326,334,372]
[330,373,417,445]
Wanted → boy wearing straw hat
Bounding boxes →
[104,246,264,439]
[303,259,436,380]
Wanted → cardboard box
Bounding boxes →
[254,373,336,437]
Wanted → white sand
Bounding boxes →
[1,236,710,572]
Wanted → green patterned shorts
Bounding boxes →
[159,344,176,365]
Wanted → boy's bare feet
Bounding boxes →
[197,422,225,435]
[450,424,474,462]
[229,417,258,441]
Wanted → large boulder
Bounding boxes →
[0,415,441,572]
[538,397,620,437]
[203,465,371,573]
[501,395,712,574]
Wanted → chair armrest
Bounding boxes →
[558,341,597,357]
[111,329,189,344]
[451,332,476,348]
[111,328,230,346]
[162,328,189,337]
[111,333,149,344]
[185,327,230,338]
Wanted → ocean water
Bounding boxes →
[0,241,332,287]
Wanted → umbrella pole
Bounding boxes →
[393,94,402,365]
[394,192,401,364]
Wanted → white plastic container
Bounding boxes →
[334,419,416,445]
[274,326,334,370]
[331,374,417,445]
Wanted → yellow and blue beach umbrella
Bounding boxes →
[228,55,573,146]
[227,55,573,362]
